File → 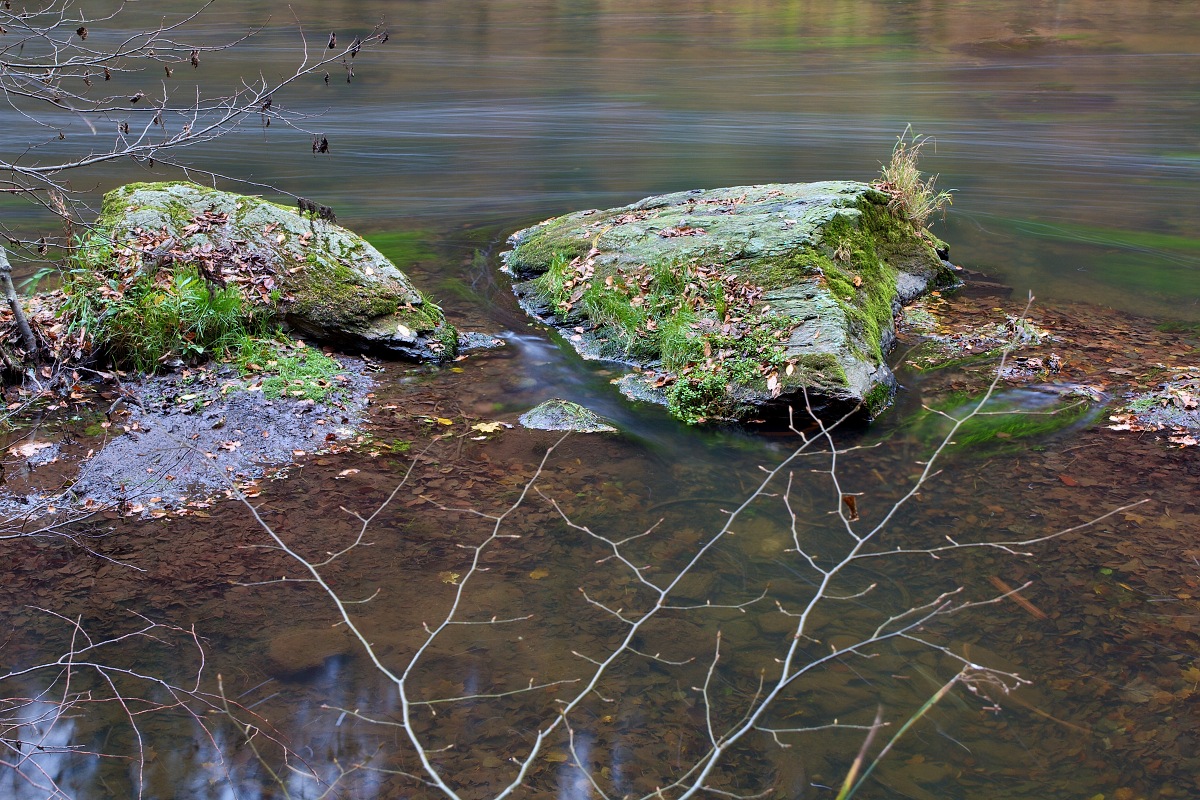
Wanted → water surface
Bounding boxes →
[2,2,1199,799]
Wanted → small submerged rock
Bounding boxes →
[518,399,617,433]
[456,331,507,352]
[266,625,357,677]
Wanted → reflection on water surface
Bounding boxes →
[2,1,1199,798]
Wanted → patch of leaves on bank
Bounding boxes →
[1108,368,1200,447]
[0,329,367,522]
[896,286,1200,450]
[901,291,1054,373]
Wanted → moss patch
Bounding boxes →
[234,337,345,402]
[909,389,1095,452]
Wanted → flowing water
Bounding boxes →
[2,2,1200,798]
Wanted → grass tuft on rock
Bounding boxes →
[58,229,344,402]
[875,124,953,228]
[60,238,271,372]
[532,252,796,423]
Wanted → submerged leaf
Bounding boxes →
[842,494,860,521]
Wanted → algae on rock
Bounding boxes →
[505,181,957,424]
[518,398,618,433]
[76,181,455,362]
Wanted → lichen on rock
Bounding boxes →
[504,181,957,424]
[518,398,617,433]
[87,181,456,361]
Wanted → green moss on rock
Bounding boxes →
[83,182,455,362]
[505,182,955,424]
[908,389,1095,452]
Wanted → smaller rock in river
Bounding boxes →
[518,399,617,433]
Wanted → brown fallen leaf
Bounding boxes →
[842,494,859,521]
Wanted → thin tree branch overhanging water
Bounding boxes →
[0,0,387,260]
[223,301,1150,799]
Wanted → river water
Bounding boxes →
[2,2,1199,799]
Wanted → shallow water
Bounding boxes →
[2,2,1200,799]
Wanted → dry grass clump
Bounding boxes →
[876,124,953,228]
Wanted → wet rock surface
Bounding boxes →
[504,181,957,424]
[518,398,617,433]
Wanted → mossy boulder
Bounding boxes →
[89,182,455,360]
[518,398,617,433]
[504,182,957,423]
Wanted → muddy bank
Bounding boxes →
[0,354,375,521]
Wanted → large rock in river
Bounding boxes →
[91,182,456,360]
[504,181,957,423]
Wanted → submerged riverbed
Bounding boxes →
[2,2,1199,799]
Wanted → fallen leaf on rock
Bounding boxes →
[657,225,706,238]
